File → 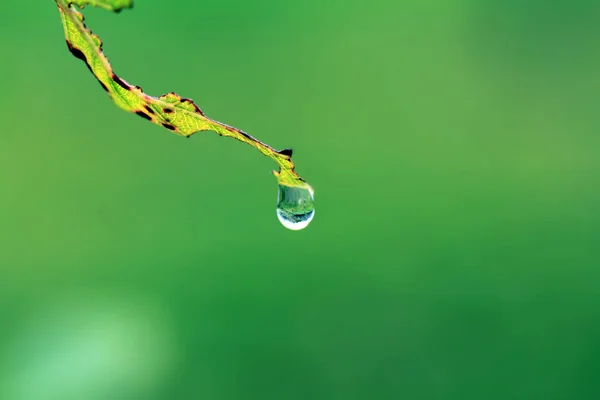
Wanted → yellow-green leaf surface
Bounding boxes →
[54,0,310,189]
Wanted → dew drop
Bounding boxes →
[276,184,315,230]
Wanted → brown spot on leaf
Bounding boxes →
[162,123,176,131]
[66,40,94,75]
[97,78,109,92]
[113,74,129,90]
[278,148,293,157]
[135,110,152,121]
[180,97,205,115]
[144,105,155,115]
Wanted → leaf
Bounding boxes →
[69,0,133,12]
[54,0,311,189]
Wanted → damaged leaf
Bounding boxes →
[54,0,311,190]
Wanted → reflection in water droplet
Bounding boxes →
[276,184,315,230]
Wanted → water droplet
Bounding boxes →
[276,184,315,230]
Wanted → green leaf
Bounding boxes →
[69,0,133,12]
[54,0,311,189]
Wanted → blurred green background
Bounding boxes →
[1,0,600,399]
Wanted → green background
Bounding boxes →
[2,0,600,399]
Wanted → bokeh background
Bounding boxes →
[2,0,600,399]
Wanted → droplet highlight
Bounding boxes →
[276,184,315,230]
